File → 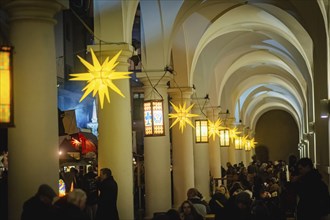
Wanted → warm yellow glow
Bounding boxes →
[219,128,230,147]
[0,48,11,123]
[70,49,132,109]
[229,127,241,142]
[59,179,66,197]
[243,137,257,151]
[208,119,225,141]
[235,137,243,150]
[249,138,258,149]
[144,100,164,136]
[169,102,199,133]
[245,139,251,151]
[195,119,208,143]
[235,135,249,150]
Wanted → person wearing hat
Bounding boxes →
[21,184,58,220]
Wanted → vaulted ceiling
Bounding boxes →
[139,0,327,141]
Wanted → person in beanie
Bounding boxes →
[21,184,57,220]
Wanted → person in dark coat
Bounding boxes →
[292,157,330,220]
[54,189,90,220]
[222,191,253,220]
[96,168,119,220]
[82,166,98,220]
[209,185,230,220]
[21,184,57,220]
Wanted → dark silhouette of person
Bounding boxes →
[209,185,230,220]
[54,189,90,220]
[96,168,119,220]
[82,166,98,220]
[222,191,253,220]
[21,184,57,220]
[292,157,330,220]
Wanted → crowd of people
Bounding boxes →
[19,156,330,220]
[153,156,330,220]
[21,167,119,220]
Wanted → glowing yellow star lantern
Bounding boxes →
[208,119,225,140]
[69,49,132,109]
[169,102,199,133]
[250,138,258,149]
[229,127,241,142]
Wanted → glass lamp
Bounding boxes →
[235,136,244,150]
[144,100,164,136]
[219,128,230,147]
[0,46,13,127]
[195,119,208,143]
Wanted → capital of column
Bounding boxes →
[137,71,173,88]
[168,87,194,100]
[206,107,221,118]
[4,0,66,24]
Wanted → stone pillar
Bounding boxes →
[236,149,245,165]
[242,150,247,166]
[246,149,253,165]
[207,109,222,180]
[4,1,64,219]
[90,44,134,220]
[228,137,236,165]
[192,105,210,201]
[137,71,172,218]
[170,89,195,208]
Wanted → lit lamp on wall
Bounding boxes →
[0,46,14,128]
[235,136,244,150]
[195,119,208,143]
[144,100,165,136]
[219,128,230,147]
[244,137,252,151]
[320,99,330,118]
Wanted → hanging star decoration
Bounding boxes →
[69,48,132,109]
[169,102,199,133]
[249,137,258,149]
[208,118,225,140]
[229,127,241,142]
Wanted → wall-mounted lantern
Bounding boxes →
[144,100,164,136]
[195,119,208,143]
[219,128,230,147]
[0,46,14,128]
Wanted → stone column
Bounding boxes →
[207,109,222,181]
[236,148,245,165]
[90,44,134,220]
[4,1,64,219]
[137,71,172,219]
[192,104,210,201]
[170,89,195,208]
[246,149,253,165]
[228,137,236,165]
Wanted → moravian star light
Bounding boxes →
[229,127,241,142]
[208,118,225,140]
[169,102,199,133]
[70,49,132,109]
